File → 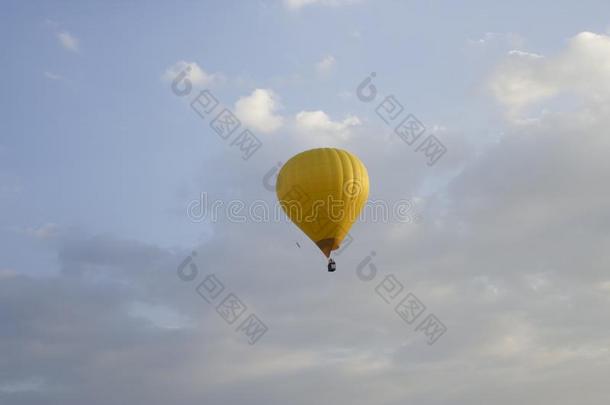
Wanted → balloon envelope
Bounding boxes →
[276,148,369,257]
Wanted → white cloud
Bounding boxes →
[162,61,220,87]
[284,0,360,10]
[57,31,79,52]
[507,49,543,59]
[315,55,336,75]
[489,32,610,116]
[294,110,360,137]
[234,89,284,133]
[284,0,317,9]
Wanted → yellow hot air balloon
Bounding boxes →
[276,148,369,266]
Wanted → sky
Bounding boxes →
[2,0,610,404]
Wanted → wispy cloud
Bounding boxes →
[162,60,222,87]
[468,32,524,48]
[489,31,610,117]
[57,30,79,52]
[295,110,360,137]
[284,0,361,10]
[13,223,61,240]
[315,55,336,76]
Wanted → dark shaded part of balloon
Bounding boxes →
[316,238,337,258]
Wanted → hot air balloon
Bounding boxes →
[276,148,369,271]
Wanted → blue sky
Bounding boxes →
[2,1,610,404]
